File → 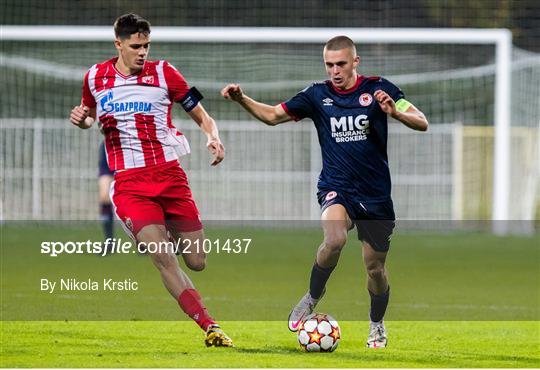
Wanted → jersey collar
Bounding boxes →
[327,75,364,95]
[110,57,146,79]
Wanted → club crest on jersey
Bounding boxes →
[359,93,373,107]
[325,191,338,201]
[322,97,334,106]
[142,75,154,85]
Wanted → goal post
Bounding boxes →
[0,26,522,231]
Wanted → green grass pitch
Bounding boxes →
[2,321,539,367]
[1,223,539,367]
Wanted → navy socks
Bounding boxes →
[309,261,336,299]
[369,286,390,322]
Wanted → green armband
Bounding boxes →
[395,98,412,113]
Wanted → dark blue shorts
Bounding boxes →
[98,141,114,177]
[318,190,395,252]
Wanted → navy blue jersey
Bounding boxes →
[282,75,404,202]
[98,141,114,177]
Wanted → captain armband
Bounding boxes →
[395,98,412,113]
[180,87,204,112]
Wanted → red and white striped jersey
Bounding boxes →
[82,57,193,171]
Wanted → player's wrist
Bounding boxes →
[78,118,93,129]
[206,135,221,144]
[390,110,402,120]
[237,94,249,105]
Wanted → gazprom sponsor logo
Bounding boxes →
[100,90,152,114]
[330,115,370,143]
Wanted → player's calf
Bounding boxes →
[363,244,389,295]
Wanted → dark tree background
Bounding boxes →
[2,0,539,51]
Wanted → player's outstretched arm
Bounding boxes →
[374,90,428,131]
[187,104,225,166]
[221,84,292,126]
[69,105,96,129]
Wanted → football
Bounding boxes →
[297,313,341,352]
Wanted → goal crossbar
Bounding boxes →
[1,26,513,229]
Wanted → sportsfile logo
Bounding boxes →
[330,115,370,143]
[40,238,252,257]
[100,90,152,114]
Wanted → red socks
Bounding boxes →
[177,288,216,331]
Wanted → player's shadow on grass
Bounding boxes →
[234,346,300,355]
[451,351,539,364]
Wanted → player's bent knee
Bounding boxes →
[366,265,386,281]
[186,258,206,271]
[323,234,347,253]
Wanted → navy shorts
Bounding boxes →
[318,190,395,252]
[98,141,114,177]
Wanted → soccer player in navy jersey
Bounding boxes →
[98,140,115,245]
[222,35,428,348]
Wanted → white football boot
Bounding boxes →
[366,320,387,348]
[287,289,325,332]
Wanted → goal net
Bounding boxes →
[1,27,539,228]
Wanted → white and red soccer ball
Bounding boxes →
[297,313,341,352]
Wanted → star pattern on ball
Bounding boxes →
[329,326,340,341]
[307,328,323,345]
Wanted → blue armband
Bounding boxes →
[180,87,203,112]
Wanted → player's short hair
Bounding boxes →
[114,13,151,40]
[324,35,357,54]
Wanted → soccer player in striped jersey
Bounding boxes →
[222,36,428,348]
[70,13,232,347]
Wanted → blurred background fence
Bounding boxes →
[1,1,539,228]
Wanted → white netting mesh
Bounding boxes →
[1,33,539,222]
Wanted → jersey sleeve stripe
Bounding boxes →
[156,61,168,91]
[280,102,300,122]
[82,70,96,108]
[163,61,190,102]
